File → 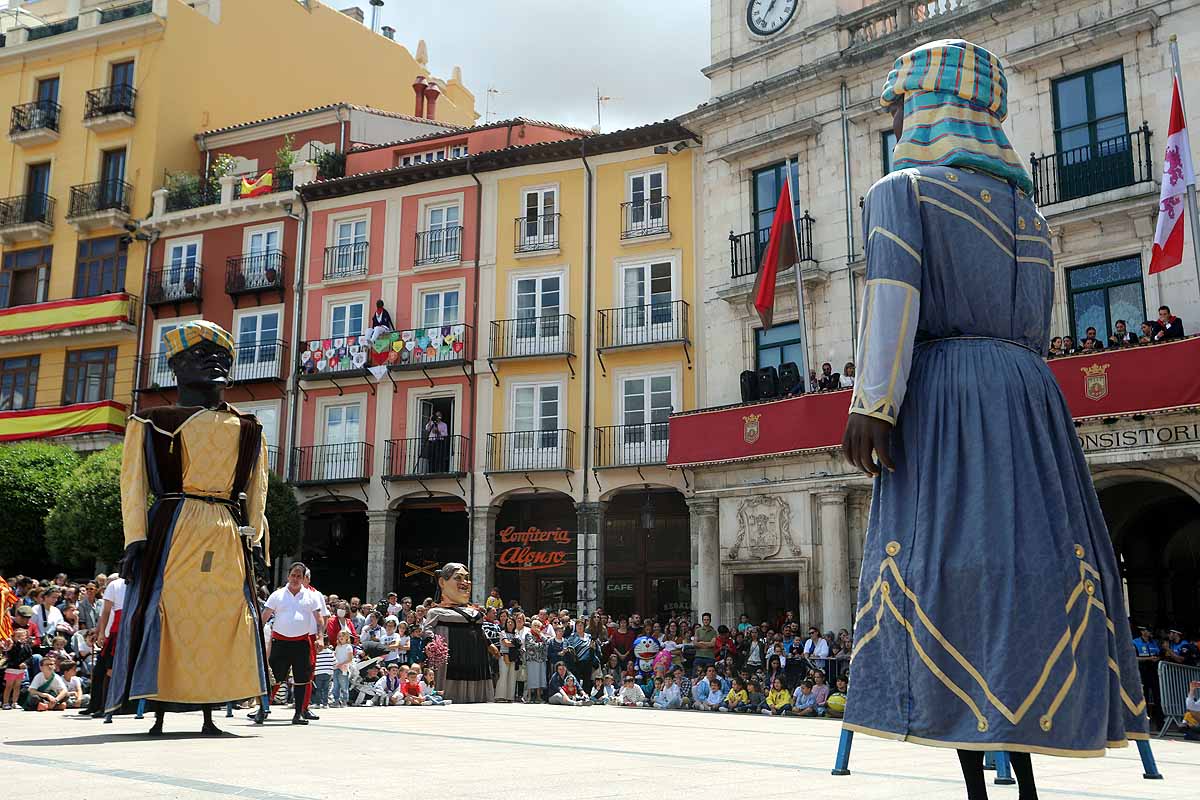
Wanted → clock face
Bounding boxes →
[747,0,799,35]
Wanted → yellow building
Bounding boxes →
[0,0,475,448]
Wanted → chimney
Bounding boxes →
[412,76,427,118]
[381,25,395,40]
[339,6,364,23]
[423,81,441,120]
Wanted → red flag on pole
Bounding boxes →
[753,178,798,328]
[1149,76,1196,274]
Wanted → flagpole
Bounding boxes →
[784,157,812,388]
[1169,35,1200,287]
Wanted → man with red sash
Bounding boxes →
[260,562,324,725]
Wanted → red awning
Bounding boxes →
[667,336,1200,469]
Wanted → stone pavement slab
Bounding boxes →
[2,704,1195,799]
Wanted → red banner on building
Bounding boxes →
[667,337,1200,469]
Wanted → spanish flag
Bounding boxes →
[240,169,274,198]
[0,576,15,641]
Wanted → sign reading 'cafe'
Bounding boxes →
[496,526,573,570]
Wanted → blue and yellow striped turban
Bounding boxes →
[881,39,1033,194]
[163,320,235,360]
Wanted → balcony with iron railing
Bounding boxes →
[383,323,472,371]
[384,435,470,479]
[1030,123,1155,208]
[514,213,560,253]
[233,169,294,199]
[99,1,154,24]
[594,422,670,468]
[620,197,670,239]
[227,250,286,296]
[485,429,575,474]
[67,180,132,230]
[231,339,288,383]
[729,211,816,280]
[415,226,463,266]
[292,442,373,485]
[9,100,61,145]
[26,17,78,41]
[597,300,689,351]
[490,314,576,360]
[323,242,369,280]
[83,85,136,129]
[146,264,202,307]
[163,173,220,213]
[298,330,371,379]
[266,445,281,475]
[0,193,54,243]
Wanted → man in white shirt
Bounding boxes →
[87,574,124,717]
[802,628,831,672]
[260,562,325,725]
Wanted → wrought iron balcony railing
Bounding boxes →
[266,445,281,475]
[163,172,219,212]
[227,339,287,383]
[292,442,373,484]
[514,213,560,252]
[27,17,78,40]
[594,422,670,468]
[0,193,54,228]
[146,263,202,306]
[139,350,178,390]
[227,250,286,295]
[323,241,368,280]
[1030,123,1154,207]
[620,196,669,239]
[490,314,576,359]
[233,169,294,198]
[415,226,463,265]
[99,1,153,24]
[384,435,469,479]
[85,84,136,119]
[10,100,61,135]
[598,299,689,350]
[67,180,132,218]
[729,211,815,279]
[485,429,575,473]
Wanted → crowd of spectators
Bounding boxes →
[785,361,855,396]
[1048,306,1186,358]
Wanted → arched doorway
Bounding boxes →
[393,495,468,603]
[603,488,690,623]
[301,498,368,598]
[494,490,576,612]
[1097,475,1200,628]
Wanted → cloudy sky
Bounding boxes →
[378,1,712,131]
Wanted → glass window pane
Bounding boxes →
[1092,64,1127,119]
[1055,76,1089,128]
[1071,288,1107,341]
[756,322,801,347]
[1107,281,1144,334]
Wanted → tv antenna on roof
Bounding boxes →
[595,89,619,133]
[485,86,505,124]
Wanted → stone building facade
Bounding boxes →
[678,0,1200,632]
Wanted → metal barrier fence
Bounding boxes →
[1157,660,1200,738]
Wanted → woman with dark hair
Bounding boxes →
[420,563,497,703]
[765,654,786,692]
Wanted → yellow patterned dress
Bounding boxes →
[106,404,269,711]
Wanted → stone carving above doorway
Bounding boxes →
[728,495,800,560]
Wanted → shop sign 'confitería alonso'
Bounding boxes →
[496,527,573,570]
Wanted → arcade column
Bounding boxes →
[469,505,500,605]
[575,501,607,615]
[817,490,852,632]
[366,509,398,600]
[686,497,721,624]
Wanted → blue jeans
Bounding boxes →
[331,670,349,705]
[312,673,331,706]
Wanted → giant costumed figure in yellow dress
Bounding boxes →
[106,320,270,735]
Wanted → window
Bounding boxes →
[149,320,192,387]
[163,238,199,297]
[513,383,561,450]
[423,204,461,261]
[1052,62,1132,200]
[332,218,367,273]
[621,374,673,459]
[521,188,557,246]
[752,161,801,242]
[420,288,460,328]
[329,300,365,338]
[0,356,38,411]
[62,347,117,404]
[450,144,468,158]
[399,148,448,166]
[74,236,127,297]
[110,60,134,89]
[234,308,281,380]
[616,261,675,342]
[0,246,51,308]
[36,76,59,104]
[238,402,279,471]
[247,226,280,255]
[628,169,665,230]
[24,162,51,223]
[243,226,282,286]
[755,322,804,370]
[1067,256,1144,343]
[321,403,363,480]
[513,274,562,348]
[881,130,898,175]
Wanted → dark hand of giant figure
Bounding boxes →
[842,415,895,477]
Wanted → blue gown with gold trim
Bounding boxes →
[842,166,1149,756]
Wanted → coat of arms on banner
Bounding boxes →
[728,495,800,561]
[1080,362,1110,401]
[743,413,761,444]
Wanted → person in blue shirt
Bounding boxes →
[1132,626,1161,658]
[1166,630,1197,666]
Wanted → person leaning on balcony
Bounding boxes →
[1109,320,1139,348]
[839,362,856,388]
[366,300,394,344]
[1079,327,1104,352]
[1139,320,1162,345]
[1155,305,1185,341]
[817,362,840,391]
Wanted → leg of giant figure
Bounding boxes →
[956,750,988,800]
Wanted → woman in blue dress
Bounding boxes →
[841,40,1149,799]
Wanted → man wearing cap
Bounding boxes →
[105,320,271,735]
[1165,629,1197,666]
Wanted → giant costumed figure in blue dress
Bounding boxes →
[840,40,1149,799]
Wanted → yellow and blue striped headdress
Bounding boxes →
[163,320,235,360]
[881,39,1033,194]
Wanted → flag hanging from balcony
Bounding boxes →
[753,177,798,328]
[240,169,274,199]
[1149,76,1196,274]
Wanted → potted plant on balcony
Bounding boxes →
[264,263,278,286]
[274,133,296,189]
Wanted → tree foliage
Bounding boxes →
[0,442,81,572]
[265,470,302,564]
[45,445,125,569]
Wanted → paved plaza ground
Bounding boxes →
[3,703,1196,799]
